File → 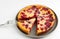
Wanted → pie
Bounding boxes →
[16,5,56,35]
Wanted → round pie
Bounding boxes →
[16,5,56,35]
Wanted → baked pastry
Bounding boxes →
[16,5,56,35]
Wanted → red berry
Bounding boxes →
[48,11,50,14]
[49,17,54,22]
[21,12,25,15]
[37,22,39,24]
[25,24,28,28]
[27,9,32,13]
[45,22,51,28]
[40,24,43,26]
[42,7,48,11]
[21,14,27,18]
[32,6,36,10]
[44,27,47,30]
[36,28,39,30]
[28,21,31,24]
[49,14,53,17]
[40,27,43,30]
[38,11,40,14]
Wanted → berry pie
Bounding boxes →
[16,5,56,35]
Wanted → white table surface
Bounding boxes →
[0,0,60,39]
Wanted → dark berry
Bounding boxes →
[40,24,43,26]
[28,21,31,24]
[37,28,39,30]
[45,22,51,28]
[40,27,43,30]
[42,7,48,11]
[49,17,54,22]
[25,24,28,28]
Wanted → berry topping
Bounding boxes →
[28,21,31,24]
[40,27,43,30]
[42,7,48,11]
[45,22,51,28]
[27,9,32,13]
[25,24,28,28]
[40,24,43,26]
[49,17,54,22]
[32,6,36,10]
[49,14,53,17]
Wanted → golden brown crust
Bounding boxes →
[17,22,30,34]
[17,25,28,34]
